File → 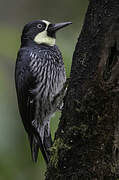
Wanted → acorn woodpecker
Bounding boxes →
[15,20,72,164]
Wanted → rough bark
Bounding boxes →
[46,0,119,179]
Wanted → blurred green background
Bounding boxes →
[0,0,88,179]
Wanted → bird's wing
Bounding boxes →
[15,48,36,132]
[15,47,52,163]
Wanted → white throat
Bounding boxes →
[34,20,56,46]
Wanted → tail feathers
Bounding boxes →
[44,130,52,153]
[29,134,50,164]
[29,135,39,163]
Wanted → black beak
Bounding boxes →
[48,22,72,33]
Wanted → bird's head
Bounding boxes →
[21,20,72,46]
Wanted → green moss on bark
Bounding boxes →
[50,138,71,169]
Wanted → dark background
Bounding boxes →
[0,0,88,179]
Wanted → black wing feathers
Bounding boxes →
[15,49,36,131]
[15,48,50,163]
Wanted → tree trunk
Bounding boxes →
[46,0,119,179]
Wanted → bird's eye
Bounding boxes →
[37,24,42,29]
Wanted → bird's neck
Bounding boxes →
[21,38,55,49]
[34,31,56,46]
[21,37,32,47]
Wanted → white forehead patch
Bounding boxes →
[42,20,50,25]
[42,20,51,30]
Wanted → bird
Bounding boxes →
[15,19,72,164]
